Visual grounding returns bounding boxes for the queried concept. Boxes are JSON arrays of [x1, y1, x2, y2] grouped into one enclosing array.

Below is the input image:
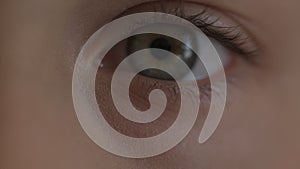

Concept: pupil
[[150, 38, 172, 60]]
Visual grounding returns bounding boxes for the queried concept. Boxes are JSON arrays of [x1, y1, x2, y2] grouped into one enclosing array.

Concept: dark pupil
[[150, 38, 172, 51], [150, 38, 172, 60]]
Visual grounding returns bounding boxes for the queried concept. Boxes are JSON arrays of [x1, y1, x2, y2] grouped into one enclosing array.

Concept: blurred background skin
[[0, 0, 300, 169]]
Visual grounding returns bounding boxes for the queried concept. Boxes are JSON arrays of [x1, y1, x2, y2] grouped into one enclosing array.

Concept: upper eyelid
[[185, 13, 258, 56], [116, 0, 259, 62], [151, 1, 259, 58], [175, 0, 255, 23], [185, 1, 263, 58]]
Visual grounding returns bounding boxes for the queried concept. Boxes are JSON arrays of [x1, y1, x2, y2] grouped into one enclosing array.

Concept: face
[[1, 0, 300, 168]]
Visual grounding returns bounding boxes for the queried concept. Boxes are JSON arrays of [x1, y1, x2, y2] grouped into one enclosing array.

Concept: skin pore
[[1, 0, 300, 169]]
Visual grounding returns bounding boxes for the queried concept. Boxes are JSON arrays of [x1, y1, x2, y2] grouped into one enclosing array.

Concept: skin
[[1, 0, 300, 168]]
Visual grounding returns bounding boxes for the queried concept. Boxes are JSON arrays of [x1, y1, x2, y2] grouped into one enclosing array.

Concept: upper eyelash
[[153, 0, 258, 63], [184, 12, 256, 56]]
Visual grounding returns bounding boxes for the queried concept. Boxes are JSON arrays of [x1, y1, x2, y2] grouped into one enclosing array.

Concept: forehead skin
[[1, 0, 300, 169]]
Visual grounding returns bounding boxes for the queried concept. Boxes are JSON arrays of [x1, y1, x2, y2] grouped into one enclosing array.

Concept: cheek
[[195, 61, 294, 168]]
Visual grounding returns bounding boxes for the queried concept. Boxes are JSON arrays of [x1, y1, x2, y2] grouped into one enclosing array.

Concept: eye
[[127, 33, 198, 81], [127, 33, 232, 81], [93, 1, 258, 138], [101, 1, 257, 82]]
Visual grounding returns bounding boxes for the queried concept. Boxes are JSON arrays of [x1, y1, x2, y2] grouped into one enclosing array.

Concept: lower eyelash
[[132, 73, 213, 102]]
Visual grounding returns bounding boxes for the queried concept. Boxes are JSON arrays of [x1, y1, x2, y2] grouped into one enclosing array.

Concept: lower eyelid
[[95, 65, 214, 137], [95, 69, 180, 138]]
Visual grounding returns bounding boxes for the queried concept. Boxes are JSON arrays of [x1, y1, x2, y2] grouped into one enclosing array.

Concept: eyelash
[[153, 1, 258, 63]]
